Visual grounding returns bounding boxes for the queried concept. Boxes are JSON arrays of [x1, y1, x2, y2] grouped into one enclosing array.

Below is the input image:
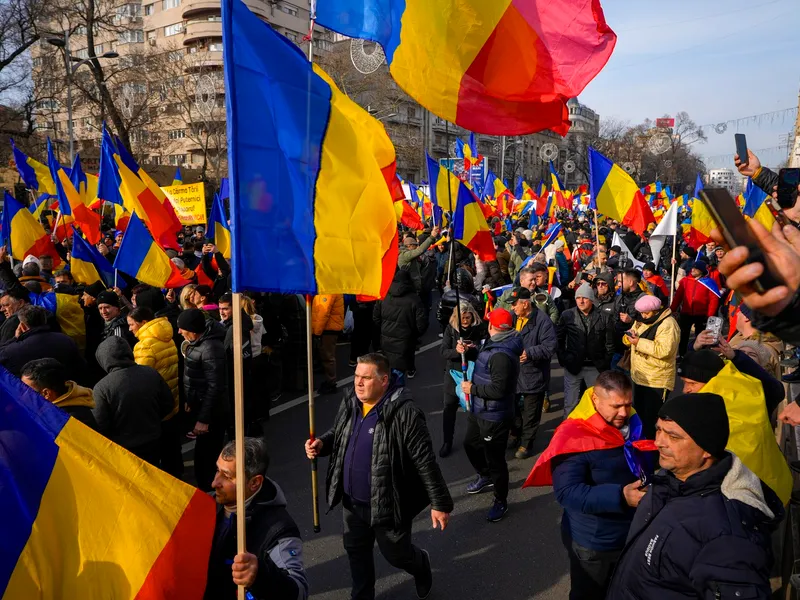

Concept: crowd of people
[[4, 149, 800, 599]]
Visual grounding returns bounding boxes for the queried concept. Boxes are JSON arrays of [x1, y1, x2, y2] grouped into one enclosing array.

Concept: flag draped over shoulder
[[222, 0, 398, 297], [2, 191, 62, 267], [315, 0, 616, 136], [524, 387, 656, 487], [588, 147, 655, 234], [0, 366, 215, 599]]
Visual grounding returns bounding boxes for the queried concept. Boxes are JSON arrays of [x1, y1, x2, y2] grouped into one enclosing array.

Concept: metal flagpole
[[594, 210, 603, 270], [231, 292, 247, 600]]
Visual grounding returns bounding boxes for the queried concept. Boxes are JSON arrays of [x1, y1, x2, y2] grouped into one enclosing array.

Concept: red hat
[[488, 308, 514, 331]]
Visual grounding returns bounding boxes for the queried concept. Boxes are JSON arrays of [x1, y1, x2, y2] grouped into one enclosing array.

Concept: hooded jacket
[[624, 308, 680, 390], [133, 317, 180, 418], [53, 381, 98, 430], [318, 380, 453, 529], [205, 479, 308, 600], [183, 319, 228, 425], [0, 324, 87, 382], [92, 336, 174, 450], [373, 271, 427, 371], [608, 454, 782, 600]]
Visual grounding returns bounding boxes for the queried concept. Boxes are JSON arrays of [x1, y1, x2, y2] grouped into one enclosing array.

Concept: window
[[74, 25, 87, 35], [208, 42, 223, 52], [37, 99, 59, 110], [147, 29, 156, 40], [406, 106, 415, 119], [116, 3, 142, 17], [118, 29, 144, 43], [32, 57, 42, 67], [94, 44, 103, 55], [167, 50, 184, 61], [313, 39, 331, 51], [168, 129, 185, 140], [168, 154, 186, 165], [144, 4, 154, 15], [284, 31, 297, 42], [74, 47, 89, 59], [162, 0, 180, 9], [279, 3, 298, 16], [206, 15, 221, 21], [164, 23, 183, 36]]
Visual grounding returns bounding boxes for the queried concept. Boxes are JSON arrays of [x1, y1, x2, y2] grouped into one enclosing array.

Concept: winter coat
[[92, 336, 174, 451], [133, 317, 180, 418], [471, 331, 523, 421], [624, 309, 680, 390], [318, 382, 453, 529], [670, 275, 720, 317], [52, 381, 98, 431], [751, 290, 800, 348], [0, 324, 87, 382], [481, 260, 507, 289], [311, 294, 344, 336], [102, 312, 137, 349], [507, 245, 531, 282], [496, 248, 511, 279], [183, 319, 228, 426], [557, 307, 615, 375], [752, 166, 779, 198], [516, 307, 558, 393], [250, 313, 265, 355], [373, 272, 427, 371], [608, 454, 782, 600], [205, 479, 308, 600], [440, 322, 488, 371], [552, 446, 638, 552], [555, 251, 571, 286], [614, 289, 646, 351], [398, 235, 436, 293]]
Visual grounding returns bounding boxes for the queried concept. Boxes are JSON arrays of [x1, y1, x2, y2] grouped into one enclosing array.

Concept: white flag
[[612, 231, 645, 270], [649, 202, 678, 269]]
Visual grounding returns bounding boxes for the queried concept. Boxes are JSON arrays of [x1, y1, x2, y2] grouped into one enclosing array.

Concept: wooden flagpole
[[305, 294, 321, 533], [231, 292, 247, 600], [669, 230, 678, 305]]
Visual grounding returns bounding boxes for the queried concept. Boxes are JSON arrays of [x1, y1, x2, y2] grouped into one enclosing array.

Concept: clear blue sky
[[579, 0, 800, 170]]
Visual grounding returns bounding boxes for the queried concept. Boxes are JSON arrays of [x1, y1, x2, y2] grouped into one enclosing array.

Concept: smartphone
[[706, 316, 723, 343], [777, 168, 800, 210], [734, 134, 748, 166], [624, 329, 635, 337], [698, 188, 784, 293]]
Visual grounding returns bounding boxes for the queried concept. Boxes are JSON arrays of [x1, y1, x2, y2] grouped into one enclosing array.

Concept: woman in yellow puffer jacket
[[127, 306, 180, 417]]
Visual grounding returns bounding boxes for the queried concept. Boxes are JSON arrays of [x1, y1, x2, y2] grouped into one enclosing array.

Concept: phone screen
[[735, 134, 748, 165], [778, 168, 800, 209]]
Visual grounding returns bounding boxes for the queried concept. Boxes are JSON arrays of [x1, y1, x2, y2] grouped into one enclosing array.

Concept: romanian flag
[[685, 175, 714, 249], [742, 177, 775, 231], [2, 191, 61, 267], [113, 212, 188, 288], [453, 181, 495, 261], [172, 166, 183, 186], [427, 153, 462, 213], [70, 225, 120, 288], [523, 387, 656, 487], [222, 0, 398, 298], [206, 192, 232, 259], [549, 161, 572, 209], [28, 195, 49, 221], [588, 147, 655, 234], [68, 154, 99, 208], [0, 366, 214, 598], [395, 194, 425, 231], [11, 140, 56, 198], [46, 140, 102, 244], [316, 0, 616, 136], [535, 180, 547, 199], [114, 203, 131, 232]]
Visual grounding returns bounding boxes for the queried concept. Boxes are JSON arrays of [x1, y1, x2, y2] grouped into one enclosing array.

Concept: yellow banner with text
[[161, 183, 207, 225]]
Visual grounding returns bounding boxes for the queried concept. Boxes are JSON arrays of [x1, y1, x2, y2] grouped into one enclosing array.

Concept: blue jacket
[[471, 331, 522, 422], [608, 453, 782, 600], [552, 446, 638, 552], [516, 307, 557, 394], [555, 251, 570, 286]]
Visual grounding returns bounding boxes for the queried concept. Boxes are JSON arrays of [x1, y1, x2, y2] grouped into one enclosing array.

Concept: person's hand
[[0, 246, 7, 263], [193, 421, 209, 436], [97, 243, 109, 256], [456, 340, 467, 354], [712, 336, 735, 360], [431, 510, 449, 531], [623, 481, 646, 508], [619, 312, 632, 324], [734, 150, 761, 178], [693, 329, 717, 350], [431, 226, 441, 238], [520, 350, 528, 363], [166, 288, 176, 303], [112, 286, 124, 297], [626, 330, 639, 345], [305, 438, 323, 459], [231, 552, 258, 588], [567, 280, 576, 289], [461, 381, 473, 395], [713, 220, 800, 317], [779, 402, 800, 426], [671, 257, 677, 266]]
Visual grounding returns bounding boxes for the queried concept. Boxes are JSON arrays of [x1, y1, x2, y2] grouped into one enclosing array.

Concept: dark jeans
[[562, 532, 621, 600], [342, 496, 426, 600], [442, 372, 460, 445], [464, 413, 510, 501], [678, 313, 708, 356], [194, 425, 225, 492], [515, 392, 545, 449], [633, 383, 666, 440], [159, 415, 184, 478]]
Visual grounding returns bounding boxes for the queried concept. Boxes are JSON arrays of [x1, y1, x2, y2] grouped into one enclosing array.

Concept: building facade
[[707, 168, 738, 195]]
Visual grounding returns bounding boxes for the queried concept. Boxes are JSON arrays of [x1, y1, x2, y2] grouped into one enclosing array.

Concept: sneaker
[[487, 498, 509, 522], [782, 371, 800, 384], [415, 550, 432, 599], [466, 475, 494, 495], [515, 446, 532, 460], [439, 442, 452, 458], [317, 381, 338, 395], [407, 370, 417, 379]]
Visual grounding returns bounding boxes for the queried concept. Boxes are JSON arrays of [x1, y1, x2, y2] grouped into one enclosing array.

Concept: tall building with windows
[[707, 168, 738, 195]]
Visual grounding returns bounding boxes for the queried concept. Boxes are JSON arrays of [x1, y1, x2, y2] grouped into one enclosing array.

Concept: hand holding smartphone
[[735, 134, 748, 167]]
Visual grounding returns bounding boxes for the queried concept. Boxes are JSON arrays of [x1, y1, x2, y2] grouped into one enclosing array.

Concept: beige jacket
[[625, 308, 680, 390]]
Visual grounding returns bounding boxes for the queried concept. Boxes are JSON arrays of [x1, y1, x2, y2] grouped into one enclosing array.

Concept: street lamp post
[[497, 137, 523, 183]]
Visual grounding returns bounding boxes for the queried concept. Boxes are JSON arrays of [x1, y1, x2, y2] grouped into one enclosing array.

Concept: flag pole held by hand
[[305, 294, 321, 533]]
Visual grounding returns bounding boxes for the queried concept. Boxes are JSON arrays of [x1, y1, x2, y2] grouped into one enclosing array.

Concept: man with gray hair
[[206, 437, 308, 600]]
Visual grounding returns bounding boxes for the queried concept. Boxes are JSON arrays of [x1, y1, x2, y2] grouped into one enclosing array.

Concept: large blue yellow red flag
[[11, 140, 56, 197], [113, 212, 188, 288], [46, 139, 102, 244], [426, 153, 462, 213], [97, 128, 124, 206], [69, 225, 123, 288], [2, 191, 62, 267], [0, 365, 214, 598], [685, 174, 714, 249], [222, 0, 398, 297], [205, 192, 231, 259], [588, 147, 655, 234], [453, 181, 495, 261], [316, 0, 616, 136], [742, 177, 775, 230]]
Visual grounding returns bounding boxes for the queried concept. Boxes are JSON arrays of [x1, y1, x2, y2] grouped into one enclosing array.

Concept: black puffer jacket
[[374, 271, 427, 371], [557, 306, 616, 375], [319, 381, 453, 529], [752, 166, 779, 198], [614, 289, 645, 352], [102, 312, 137, 349], [183, 319, 228, 425], [440, 321, 488, 370]]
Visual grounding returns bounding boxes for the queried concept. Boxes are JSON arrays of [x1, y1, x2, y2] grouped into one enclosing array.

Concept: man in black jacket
[[179, 308, 229, 491], [461, 308, 523, 522], [0, 288, 28, 343], [608, 393, 781, 599], [508, 287, 557, 459], [558, 283, 616, 416], [97, 289, 136, 349], [205, 438, 308, 600], [305, 353, 452, 600]]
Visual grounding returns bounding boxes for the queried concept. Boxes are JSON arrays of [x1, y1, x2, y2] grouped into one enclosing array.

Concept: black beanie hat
[[677, 350, 725, 384], [135, 287, 166, 314], [683, 246, 698, 259], [643, 261, 656, 273], [658, 392, 729, 459], [177, 308, 207, 334], [96, 290, 120, 308], [84, 281, 106, 298]]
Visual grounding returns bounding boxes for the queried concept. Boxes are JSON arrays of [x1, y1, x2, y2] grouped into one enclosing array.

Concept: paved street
[[259, 308, 572, 599]]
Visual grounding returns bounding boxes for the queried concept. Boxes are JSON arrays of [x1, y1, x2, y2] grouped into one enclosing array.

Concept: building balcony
[[183, 21, 222, 45], [185, 49, 223, 69], [182, 0, 220, 19]]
